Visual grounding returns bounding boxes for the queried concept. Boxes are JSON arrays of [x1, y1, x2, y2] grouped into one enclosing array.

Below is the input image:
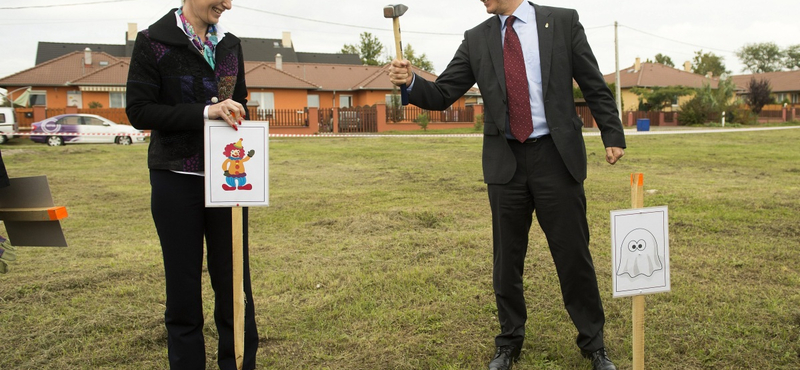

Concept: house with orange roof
[[603, 58, 720, 112]]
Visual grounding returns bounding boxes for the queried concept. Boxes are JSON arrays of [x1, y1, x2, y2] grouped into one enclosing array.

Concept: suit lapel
[[486, 17, 506, 96], [534, 4, 553, 98]]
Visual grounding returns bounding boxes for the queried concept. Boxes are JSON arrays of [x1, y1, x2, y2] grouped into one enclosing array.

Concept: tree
[[340, 32, 384, 66], [747, 78, 772, 114], [784, 44, 800, 70], [654, 53, 674, 67], [403, 44, 435, 73], [736, 42, 785, 73], [692, 50, 729, 77], [678, 77, 741, 126], [630, 86, 694, 111]]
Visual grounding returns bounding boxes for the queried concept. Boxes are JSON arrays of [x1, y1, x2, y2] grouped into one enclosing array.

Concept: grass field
[[1, 127, 799, 369]]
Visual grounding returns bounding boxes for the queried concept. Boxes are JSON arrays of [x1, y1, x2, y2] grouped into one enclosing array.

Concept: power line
[[619, 24, 736, 55], [0, 0, 133, 10], [236, 5, 463, 36]]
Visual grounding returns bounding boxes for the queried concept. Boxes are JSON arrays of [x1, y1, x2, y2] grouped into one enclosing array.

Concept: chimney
[[84, 47, 92, 66], [684, 61, 692, 72], [275, 53, 283, 70], [634, 57, 641, 72], [282, 32, 292, 48], [127, 23, 137, 41]]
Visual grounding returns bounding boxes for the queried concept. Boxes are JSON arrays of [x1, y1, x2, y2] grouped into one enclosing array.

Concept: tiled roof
[[0, 51, 122, 87], [264, 62, 438, 92], [70, 60, 130, 86], [1, 51, 443, 94], [244, 62, 319, 89], [604, 62, 719, 89], [36, 41, 130, 65], [729, 70, 800, 93], [296, 52, 361, 65]]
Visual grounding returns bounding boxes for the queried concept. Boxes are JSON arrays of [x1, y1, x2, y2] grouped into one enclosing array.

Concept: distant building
[[603, 58, 719, 112], [36, 24, 361, 66]]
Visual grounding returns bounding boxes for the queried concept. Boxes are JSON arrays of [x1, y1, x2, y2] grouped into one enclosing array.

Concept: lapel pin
[[545, 22, 549, 29]]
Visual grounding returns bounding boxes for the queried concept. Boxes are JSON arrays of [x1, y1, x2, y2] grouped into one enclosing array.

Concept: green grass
[[1, 127, 799, 369]]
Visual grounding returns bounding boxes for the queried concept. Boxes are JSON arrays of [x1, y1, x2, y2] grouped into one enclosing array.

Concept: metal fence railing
[[386, 105, 474, 124], [247, 108, 308, 127]]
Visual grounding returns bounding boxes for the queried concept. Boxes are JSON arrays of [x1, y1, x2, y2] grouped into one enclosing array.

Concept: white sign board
[[610, 206, 670, 298], [204, 120, 269, 207]]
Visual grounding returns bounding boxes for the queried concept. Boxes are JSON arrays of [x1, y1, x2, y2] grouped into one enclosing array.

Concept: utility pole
[[615, 21, 623, 122]]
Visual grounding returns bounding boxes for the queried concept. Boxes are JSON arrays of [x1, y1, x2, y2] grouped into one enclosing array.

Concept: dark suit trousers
[[488, 136, 605, 352], [150, 169, 259, 370]]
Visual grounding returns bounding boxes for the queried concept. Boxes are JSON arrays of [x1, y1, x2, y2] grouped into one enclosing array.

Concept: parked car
[[0, 107, 19, 144], [30, 114, 146, 146]]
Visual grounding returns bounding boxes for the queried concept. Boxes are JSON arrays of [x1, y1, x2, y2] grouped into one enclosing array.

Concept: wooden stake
[[232, 206, 245, 370], [630, 173, 645, 370]]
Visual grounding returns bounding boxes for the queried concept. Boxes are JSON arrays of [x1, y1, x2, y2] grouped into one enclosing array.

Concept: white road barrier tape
[[13, 132, 150, 137]]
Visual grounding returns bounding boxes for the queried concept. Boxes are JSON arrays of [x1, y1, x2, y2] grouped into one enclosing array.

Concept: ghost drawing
[[617, 228, 663, 278]]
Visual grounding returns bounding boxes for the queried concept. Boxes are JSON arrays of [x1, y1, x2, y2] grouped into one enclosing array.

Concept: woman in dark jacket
[[125, 1, 258, 369]]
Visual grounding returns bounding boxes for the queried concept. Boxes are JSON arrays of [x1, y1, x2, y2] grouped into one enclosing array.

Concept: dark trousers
[[488, 136, 605, 352], [150, 170, 258, 370]]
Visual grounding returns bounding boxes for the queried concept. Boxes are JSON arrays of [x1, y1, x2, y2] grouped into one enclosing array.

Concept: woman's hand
[[209, 99, 245, 130]]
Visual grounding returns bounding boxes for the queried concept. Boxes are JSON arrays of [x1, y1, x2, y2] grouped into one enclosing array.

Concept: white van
[[0, 107, 18, 144]]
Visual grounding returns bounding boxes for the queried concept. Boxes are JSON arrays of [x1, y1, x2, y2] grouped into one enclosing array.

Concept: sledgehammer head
[[383, 4, 408, 18]]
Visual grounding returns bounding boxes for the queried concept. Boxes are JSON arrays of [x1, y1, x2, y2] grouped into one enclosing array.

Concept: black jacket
[[126, 9, 248, 172], [408, 3, 625, 184]]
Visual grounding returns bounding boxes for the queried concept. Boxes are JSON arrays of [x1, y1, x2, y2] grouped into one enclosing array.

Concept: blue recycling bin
[[636, 118, 650, 131]]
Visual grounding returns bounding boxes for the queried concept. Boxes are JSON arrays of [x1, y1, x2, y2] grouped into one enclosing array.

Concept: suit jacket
[[126, 9, 248, 172], [408, 3, 625, 184]]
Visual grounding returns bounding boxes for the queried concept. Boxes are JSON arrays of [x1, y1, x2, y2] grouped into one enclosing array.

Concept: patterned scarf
[[177, 8, 219, 69]]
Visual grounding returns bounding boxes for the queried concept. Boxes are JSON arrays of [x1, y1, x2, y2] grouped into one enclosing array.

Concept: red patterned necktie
[[503, 16, 533, 143]]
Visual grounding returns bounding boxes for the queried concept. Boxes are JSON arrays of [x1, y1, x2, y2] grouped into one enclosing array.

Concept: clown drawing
[[617, 228, 663, 278], [221, 138, 255, 191]]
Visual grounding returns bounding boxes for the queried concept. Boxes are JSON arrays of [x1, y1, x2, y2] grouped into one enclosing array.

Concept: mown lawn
[[1, 127, 799, 369]]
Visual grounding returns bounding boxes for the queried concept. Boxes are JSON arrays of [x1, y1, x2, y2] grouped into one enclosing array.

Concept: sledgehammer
[[384, 4, 409, 105]]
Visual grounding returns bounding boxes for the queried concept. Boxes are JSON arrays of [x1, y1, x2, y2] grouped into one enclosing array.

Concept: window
[[250, 92, 275, 110], [57, 116, 81, 126], [339, 95, 353, 108], [83, 117, 106, 126], [109, 92, 126, 108], [385, 94, 401, 106], [307, 94, 320, 108], [0, 114, 5, 124], [30, 91, 46, 106]]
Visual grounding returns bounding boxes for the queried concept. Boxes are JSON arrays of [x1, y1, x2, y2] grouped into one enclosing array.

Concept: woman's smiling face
[[183, 0, 232, 28]]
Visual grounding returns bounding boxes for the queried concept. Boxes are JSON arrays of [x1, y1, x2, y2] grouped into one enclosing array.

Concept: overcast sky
[[1, 0, 798, 85]]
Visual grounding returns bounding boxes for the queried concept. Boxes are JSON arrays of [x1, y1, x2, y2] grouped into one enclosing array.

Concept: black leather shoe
[[487, 346, 520, 370], [581, 348, 617, 370]]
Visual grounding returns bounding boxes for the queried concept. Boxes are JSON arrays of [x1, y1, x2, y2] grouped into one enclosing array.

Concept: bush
[[417, 113, 429, 131], [88, 101, 103, 109], [678, 96, 712, 125], [474, 114, 484, 131]]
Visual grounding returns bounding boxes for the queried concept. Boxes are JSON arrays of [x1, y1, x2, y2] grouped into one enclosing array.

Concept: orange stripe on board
[[47, 206, 68, 220]]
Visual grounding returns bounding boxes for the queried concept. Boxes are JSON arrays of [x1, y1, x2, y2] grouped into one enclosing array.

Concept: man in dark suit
[[389, 1, 625, 369]]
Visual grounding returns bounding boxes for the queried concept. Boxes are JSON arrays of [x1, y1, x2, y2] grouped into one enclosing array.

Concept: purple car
[[30, 114, 146, 146]]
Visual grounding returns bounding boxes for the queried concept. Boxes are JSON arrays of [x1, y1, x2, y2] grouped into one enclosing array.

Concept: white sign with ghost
[[204, 120, 269, 207], [610, 206, 670, 297]]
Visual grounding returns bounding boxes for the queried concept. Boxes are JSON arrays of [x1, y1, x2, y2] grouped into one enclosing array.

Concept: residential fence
[[386, 105, 474, 125], [12, 104, 797, 133], [247, 108, 308, 127]]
